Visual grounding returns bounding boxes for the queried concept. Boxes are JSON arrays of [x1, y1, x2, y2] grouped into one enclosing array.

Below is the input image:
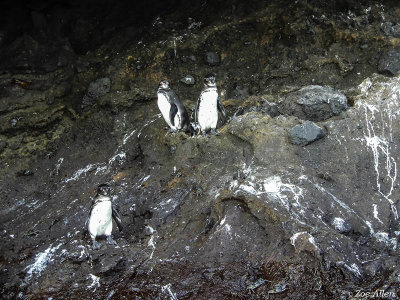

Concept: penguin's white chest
[[88, 200, 113, 238], [157, 93, 179, 130], [198, 90, 218, 130]]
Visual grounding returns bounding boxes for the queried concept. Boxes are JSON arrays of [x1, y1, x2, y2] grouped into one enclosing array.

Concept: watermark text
[[354, 289, 397, 298]]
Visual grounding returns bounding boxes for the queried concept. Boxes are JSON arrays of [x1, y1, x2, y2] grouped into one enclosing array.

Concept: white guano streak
[[358, 80, 398, 219], [62, 114, 161, 183], [25, 243, 63, 281], [161, 283, 178, 300], [238, 175, 306, 225]]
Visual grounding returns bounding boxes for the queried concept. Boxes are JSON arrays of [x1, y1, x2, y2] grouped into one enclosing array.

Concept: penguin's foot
[[210, 129, 220, 136], [106, 235, 117, 246], [201, 131, 210, 138], [168, 128, 178, 133], [92, 240, 101, 250]]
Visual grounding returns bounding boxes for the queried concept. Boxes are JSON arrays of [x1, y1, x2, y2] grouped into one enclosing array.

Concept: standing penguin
[[157, 80, 190, 133], [195, 74, 226, 136], [86, 184, 123, 250]]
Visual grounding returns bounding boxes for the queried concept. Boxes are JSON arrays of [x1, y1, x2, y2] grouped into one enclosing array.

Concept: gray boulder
[[289, 121, 325, 146], [279, 85, 348, 121], [381, 22, 400, 38]]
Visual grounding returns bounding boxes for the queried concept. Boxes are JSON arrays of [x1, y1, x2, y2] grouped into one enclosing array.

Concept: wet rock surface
[[1, 0, 400, 299]]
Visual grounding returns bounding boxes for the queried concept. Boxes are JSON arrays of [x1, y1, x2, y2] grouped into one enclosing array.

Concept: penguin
[[86, 184, 123, 250], [195, 74, 226, 136], [157, 80, 190, 133]]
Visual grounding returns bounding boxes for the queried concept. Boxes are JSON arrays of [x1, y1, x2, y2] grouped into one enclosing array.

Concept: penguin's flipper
[[195, 96, 201, 123], [112, 205, 123, 232], [217, 100, 226, 124], [84, 201, 95, 234], [169, 104, 178, 126]]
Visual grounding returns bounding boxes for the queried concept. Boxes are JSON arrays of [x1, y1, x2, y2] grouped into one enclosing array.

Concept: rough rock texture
[[81, 77, 112, 110], [1, 0, 400, 299], [87, 78, 111, 99]]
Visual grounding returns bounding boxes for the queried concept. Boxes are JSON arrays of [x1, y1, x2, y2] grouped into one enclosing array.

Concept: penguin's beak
[[206, 79, 215, 86]]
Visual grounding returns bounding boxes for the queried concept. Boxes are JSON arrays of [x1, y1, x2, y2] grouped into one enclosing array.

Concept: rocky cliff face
[[0, 0, 399, 299]]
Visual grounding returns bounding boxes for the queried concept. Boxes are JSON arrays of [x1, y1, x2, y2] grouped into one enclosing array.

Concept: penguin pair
[[157, 75, 226, 136], [86, 184, 123, 250]]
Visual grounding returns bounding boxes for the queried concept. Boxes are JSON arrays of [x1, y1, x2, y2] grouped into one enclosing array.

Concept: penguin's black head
[[97, 184, 111, 196], [159, 80, 170, 90], [204, 74, 216, 87]]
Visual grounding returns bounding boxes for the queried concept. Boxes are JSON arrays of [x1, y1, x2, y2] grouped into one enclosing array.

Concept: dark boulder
[[279, 85, 348, 121]]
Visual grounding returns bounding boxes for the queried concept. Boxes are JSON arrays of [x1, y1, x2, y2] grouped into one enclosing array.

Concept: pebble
[[180, 75, 195, 85], [10, 117, 20, 128]]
